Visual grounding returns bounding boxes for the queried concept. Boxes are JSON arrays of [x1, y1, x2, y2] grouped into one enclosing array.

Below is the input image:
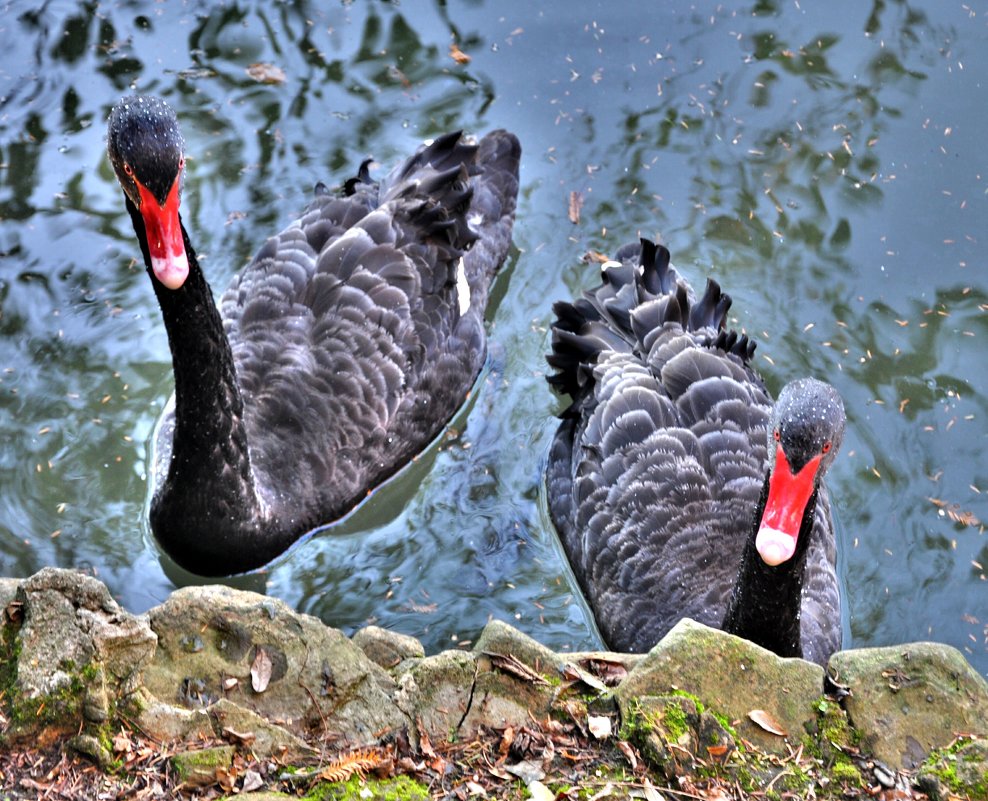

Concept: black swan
[[546, 239, 845, 665], [107, 95, 520, 576]]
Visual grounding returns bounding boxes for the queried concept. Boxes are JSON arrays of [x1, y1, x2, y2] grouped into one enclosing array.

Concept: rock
[[915, 737, 988, 801], [614, 619, 825, 753], [170, 744, 236, 787], [311, 776, 431, 801], [830, 643, 988, 770], [0, 578, 20, 608], [392, 640, 558, 746], [144, 585, 406, 744], [352, 625, 425, 668], [2, 568, 156, 738], [132, 692, 215, 743], [624, 695, 702, 779], [394, 649, 476, 744], [474, 619, 559, 673], [209, 698, 317, 762], [67, 733, 114, 768]]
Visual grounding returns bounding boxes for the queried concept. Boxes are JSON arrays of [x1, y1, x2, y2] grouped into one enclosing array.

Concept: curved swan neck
[[126, 199, 268, 563], [721, 474, 819, 659]]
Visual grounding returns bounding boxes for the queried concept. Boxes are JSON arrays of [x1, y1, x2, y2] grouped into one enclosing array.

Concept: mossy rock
[[304, 775, 430, 801], [830, 643, 988, 770], [916, 737, 988, 800], [352, 626, 425, 669], [171, 744, 236, 787], [145, 585, 406, 742], [622, 695, 702, 779], [0, 568, 155, 742], [615, 619, 824, 753]]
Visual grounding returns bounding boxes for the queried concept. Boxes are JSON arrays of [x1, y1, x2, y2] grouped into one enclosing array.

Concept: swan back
[[546, 239, 841, 663]]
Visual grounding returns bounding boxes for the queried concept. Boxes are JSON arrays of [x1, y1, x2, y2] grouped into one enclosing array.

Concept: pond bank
[[1, 568, 985, 799]]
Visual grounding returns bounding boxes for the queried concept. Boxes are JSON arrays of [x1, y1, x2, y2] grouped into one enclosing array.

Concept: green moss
[[662, 700, 690, 741], [830, 757, 863, 787], [171, 745, 236, 783], [304, 774, 430, 801], [921, 737, 988, 799]]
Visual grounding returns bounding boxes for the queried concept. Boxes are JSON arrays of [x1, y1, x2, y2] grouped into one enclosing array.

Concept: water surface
[[1, 0, 986, 674]]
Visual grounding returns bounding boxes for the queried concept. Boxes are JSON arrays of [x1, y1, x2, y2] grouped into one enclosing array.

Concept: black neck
[[721, 473, 819, 659], [126, 198, 267, 571]]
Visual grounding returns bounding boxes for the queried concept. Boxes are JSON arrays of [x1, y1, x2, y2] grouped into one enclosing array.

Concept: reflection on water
[[0, 0, 985, 673]]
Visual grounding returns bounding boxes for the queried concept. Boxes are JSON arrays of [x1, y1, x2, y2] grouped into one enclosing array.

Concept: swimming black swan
[[546, 239, 845, 665], [107, 95, 520, 576]]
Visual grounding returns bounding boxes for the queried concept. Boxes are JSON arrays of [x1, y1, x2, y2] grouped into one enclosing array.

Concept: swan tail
[[459, 130, 521, 313], [547, 238, 757, 407]]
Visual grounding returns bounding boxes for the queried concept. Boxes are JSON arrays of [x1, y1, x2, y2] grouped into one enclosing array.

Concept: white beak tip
[[755, 527, 796, 567]]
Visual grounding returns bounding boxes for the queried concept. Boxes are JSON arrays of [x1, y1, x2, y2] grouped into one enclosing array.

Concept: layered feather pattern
[[546, 239, 840, 664]]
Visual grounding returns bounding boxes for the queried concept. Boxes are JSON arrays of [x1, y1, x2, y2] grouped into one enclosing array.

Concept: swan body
[[108, 95, 521, 576], [546, 239, 845, 665]]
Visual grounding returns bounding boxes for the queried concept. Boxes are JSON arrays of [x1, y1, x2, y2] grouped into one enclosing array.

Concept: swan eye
[[178, 156, 185, 171], [123, 162, 134, 177], [822, 441, 832, 454], [773, 428, 781, 442]]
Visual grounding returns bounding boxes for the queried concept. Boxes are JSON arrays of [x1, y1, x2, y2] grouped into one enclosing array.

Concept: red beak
[[135, 175, 188, 290], [755, 445, 822, 566]]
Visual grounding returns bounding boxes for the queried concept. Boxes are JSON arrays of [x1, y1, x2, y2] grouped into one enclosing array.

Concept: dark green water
[[1, 0, 986, 674]]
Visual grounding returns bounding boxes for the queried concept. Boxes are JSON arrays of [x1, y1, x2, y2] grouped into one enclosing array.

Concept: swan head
[[755, 378, 846, 567], [108, 95, 189, 290]]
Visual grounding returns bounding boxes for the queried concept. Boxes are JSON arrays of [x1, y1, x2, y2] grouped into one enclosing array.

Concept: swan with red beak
[[107, 96, 189, 290], [756, 378, 845, 568]]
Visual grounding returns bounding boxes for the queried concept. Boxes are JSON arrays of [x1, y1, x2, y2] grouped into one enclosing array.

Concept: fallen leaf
[[707, 743, 730, 759], [222, 726, 256, 745], [465, 780, 487, 796], [242, 769, 264, 792], [568, 191, 584, 224], [418, 722, 436, 758], [449, 42, 471, 64], [527, 780, 555, 801], [222, 676, 239, 691], [111, 731, 133, 754], [587, 782, 616, 801], [250, 647, 273, 693], [505, 759, 545, 784], [560, 662, 607, 692], [246, 62, 286, 84], [587, 714, 612, 739], [748, 708, 787, 736], [616, 740, 637, 770], [578, 657, 628, 686], [484, 652, 551, 685], [641, 777, 664, 801]]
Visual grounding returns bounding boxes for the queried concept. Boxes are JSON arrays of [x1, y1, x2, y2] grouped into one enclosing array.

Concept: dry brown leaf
[[568, 191, 584, 224], [615, 739, 638, 770], [484, 651, 551, 685], [587, 714, 612, 739], [222, 726, 256, 745], [449, 42, 471, 64], [317, 748, 387, 783], [748, 708, 787, 736], [246, 62, 287, 84], [111, 731, 132, 754], [560, 661, 607, 692], [579, 657, 628, 687], [250, 647, 272, 693]]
